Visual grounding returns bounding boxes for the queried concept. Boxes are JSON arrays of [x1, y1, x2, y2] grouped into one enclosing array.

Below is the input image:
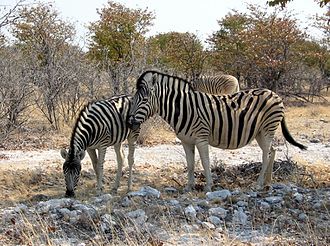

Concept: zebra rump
[[191, 74, 240, 95]]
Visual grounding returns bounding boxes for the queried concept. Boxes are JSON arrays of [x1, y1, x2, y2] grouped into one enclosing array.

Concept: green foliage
[[12, 3, 75, 66], [88, 1, 154, 67], [267, 0, 329, 8], [208, 5, 306, 91], [148, 32, 206, 79], [87, 1, 154, 93]]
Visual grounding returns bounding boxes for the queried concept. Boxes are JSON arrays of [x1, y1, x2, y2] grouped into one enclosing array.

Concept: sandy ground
[[0, 141, 329, 171]]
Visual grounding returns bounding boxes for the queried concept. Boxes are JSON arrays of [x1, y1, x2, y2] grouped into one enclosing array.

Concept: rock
[[208, 216, 222, 226], [206, 189, 231, 201], [36, 198, 77, 214], [298, 213, 308, 222], [126, 209, 147, 225], [310, 138, 320, 143], [264, 196, 283, 205], [168, 199, 180, 207], [293, 192, 304, 203], [128, 186, 161, 199], [72, 204, 98, 219], [164, 187, 178, 194], [233, 208, 248, 225], [208, 207, 227, 219], [312, 202, 322, 209], [121, 196, 132, 207], [259, 201, 271, 210], [100, 214, 116, 233], [247, 191, 258, 198], [236, 201, 248, 207], [93, 194, 112, 204], [272, 183, 291, 194], [201, 221, 215, 230], [13, 204, 28, 213], [184, 205, 197, 221]]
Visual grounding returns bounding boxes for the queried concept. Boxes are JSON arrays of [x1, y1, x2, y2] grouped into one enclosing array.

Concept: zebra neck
[[69, 131, 87, 158]]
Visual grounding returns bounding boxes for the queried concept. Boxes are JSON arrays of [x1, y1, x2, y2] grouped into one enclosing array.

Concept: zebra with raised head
[[128, 70, 307, 192], [61, 95, 139, 197], [191, 74, 240, 95]]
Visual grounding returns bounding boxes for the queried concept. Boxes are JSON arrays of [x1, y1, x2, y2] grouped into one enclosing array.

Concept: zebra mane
[[136, 70, 192, 90], [69, 101, 94, 154]]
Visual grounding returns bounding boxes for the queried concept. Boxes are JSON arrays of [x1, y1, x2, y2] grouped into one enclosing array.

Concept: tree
[[12, 3, 78, 130], [208, 4, 304, 92], [207, 11, 250, 81], [148, 32, 206, 79], [88, 1, 154, 94], [267, 0, 330, 8], [0, 46, 34, 141]]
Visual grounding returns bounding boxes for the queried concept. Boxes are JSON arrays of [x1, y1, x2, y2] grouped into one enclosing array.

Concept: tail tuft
[[281, 117, 307, 150]]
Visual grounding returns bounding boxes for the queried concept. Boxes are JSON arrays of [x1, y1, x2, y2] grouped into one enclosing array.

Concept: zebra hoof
[[65, 190, 75, 198]]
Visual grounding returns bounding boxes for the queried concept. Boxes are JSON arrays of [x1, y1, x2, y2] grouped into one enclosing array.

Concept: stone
[[121, 196, 132, 207], [208, 216, 222, 226], [100, 214, 116, 233], [164, 187, 178, 194], [233, 208, 248, 225], [264, 196, 283, 204], [298, 213, 308, 222], [201, 221, 215, 230], [184, 205, 197, 221], [293, 192, 304, 203], [168, 199, 180, 206], [128, 186, 161, 198], [13, 204, 29, 213], [206, 189, 231, 201], [259, 201, 271, 210], [93, 194, 112, 204], [126, 209, 147, 225], [236, 201, 248, 207], [208, 207, 227, 219]]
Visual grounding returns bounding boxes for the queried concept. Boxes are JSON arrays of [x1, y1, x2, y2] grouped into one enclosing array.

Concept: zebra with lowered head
[[191, 74, 240, 95], [128, 70, 307, 192], [61, 95, 139, 197]]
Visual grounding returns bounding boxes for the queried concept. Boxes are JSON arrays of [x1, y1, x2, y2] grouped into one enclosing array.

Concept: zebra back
[[69, 95, 132, 157], [191, 74, 239, 95]]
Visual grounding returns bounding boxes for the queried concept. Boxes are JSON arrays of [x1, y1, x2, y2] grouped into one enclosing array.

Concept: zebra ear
[[78, 150, 86, 160], [60, 148, 68, 160]]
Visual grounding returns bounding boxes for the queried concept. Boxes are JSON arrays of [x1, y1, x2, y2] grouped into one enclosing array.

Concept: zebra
[[191, 74, 240, 95], [61, 95, 139, 197], [128, 70, 307, 192]]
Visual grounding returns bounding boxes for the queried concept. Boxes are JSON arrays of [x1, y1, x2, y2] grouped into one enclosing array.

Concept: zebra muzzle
[[65, 189, 75, 197], [127, 115, 140, 130]]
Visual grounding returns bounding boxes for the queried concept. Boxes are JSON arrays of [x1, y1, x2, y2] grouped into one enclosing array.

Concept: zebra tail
[[281, 117, 307, 150]]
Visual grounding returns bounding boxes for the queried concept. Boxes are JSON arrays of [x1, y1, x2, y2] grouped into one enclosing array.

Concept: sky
[[1, 0, 327, 48]]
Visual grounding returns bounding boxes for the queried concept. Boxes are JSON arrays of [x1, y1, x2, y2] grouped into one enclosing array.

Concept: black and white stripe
[[191, 74, 240, 95], [128, 70, 306, 192], [61, 95, 139, 197]]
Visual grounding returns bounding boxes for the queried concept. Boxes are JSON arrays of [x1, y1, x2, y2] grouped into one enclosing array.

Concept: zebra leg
[[87, 148, 104, 193], [256, 133, 273, 189], [182, 141, 195, 192], [87, 148, 98, 173], [112, 143, 124, 194], [265, 146, 276, 187], [127, 133, 136, 192], [196, 140, 213, 192], [96, 147, 106, 194]]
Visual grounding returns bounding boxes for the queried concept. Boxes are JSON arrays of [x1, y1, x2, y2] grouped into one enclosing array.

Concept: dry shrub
[[137, 115, 176, 145], [194, 158, 330, 191]]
